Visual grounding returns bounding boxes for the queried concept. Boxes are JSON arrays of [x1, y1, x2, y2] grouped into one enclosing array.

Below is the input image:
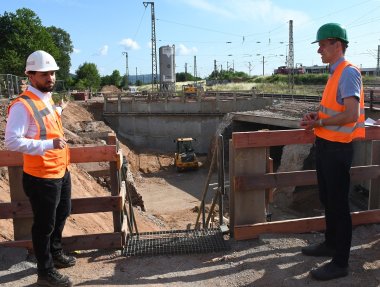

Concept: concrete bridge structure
[[99, 93, 380, 212], [102, 94, 275, 153]]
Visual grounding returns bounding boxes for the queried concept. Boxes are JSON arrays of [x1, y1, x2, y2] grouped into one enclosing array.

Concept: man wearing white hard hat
[[5, 50, 75, 287]]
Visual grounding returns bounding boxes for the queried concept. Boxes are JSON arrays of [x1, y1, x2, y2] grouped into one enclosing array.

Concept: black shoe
[[301, 242, 335, 257], [37, 268, 73, 286], [310, 261, 348, 281], [53, 252, 76, 268]]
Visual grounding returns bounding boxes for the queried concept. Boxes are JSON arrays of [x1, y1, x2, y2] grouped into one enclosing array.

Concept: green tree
[[207, 70, 250, 81], [176, 72, 195, 82], [75, 62, 101, 91], [101, 70, 122, 87], [0, 8, 60, 76], [101, 75, 112, 86], [46, 26, 73, 81], [109, 70, 122, 87]]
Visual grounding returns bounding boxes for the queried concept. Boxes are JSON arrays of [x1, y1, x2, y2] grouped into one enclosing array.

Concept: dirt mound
[[0, 100, 169, 243], [100, 85, 121, 93]]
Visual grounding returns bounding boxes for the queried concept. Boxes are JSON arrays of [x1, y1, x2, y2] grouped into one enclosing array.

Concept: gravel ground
[[0, 224, 379, 287]]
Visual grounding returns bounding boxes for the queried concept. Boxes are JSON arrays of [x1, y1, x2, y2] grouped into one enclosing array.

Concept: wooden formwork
[[0, 133, 126, 251], [230, 127, 380, 240]]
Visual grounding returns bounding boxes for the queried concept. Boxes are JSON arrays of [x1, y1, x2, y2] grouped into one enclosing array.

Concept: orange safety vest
[[314, 60, 365, 143], [8, 90, 70, 178]]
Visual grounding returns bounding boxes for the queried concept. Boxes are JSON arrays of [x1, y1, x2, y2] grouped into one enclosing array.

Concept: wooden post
[[370, 90, 374, 111], [369, 140, 380, 209], [229, 140, 235, 236], [107, 133, 122, 232], [103, 94, 107, 112], [117, 94, 122, 112], [232, 141, 267, 227], [265, 155, 274, 215], [8, 166, 33, 241]]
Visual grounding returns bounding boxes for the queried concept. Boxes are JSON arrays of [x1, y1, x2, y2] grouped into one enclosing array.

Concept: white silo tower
[[159, 45, 176, 93]]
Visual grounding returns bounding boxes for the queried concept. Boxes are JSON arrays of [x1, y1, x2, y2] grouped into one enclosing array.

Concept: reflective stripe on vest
[[315, 60, 365, 143], [20, 95, 48, 140]]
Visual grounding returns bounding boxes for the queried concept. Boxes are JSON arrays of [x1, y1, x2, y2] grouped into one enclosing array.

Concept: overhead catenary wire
[[132, 5, 148, 40]]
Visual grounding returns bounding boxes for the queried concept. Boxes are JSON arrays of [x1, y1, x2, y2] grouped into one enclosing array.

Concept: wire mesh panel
[[124, 228, 229, 256]]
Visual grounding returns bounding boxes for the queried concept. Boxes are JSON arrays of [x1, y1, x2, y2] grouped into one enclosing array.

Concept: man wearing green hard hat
[[300, 23, 365, 281]]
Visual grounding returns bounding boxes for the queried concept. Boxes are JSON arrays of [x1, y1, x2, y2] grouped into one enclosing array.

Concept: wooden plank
[[235, 165, 380, 191], [232, 129, 315, 149], [0, 152, 23, 167], [0, 145, 118, 167], [70, 145, 118, 163], [232, 127, 380, 149], [0, 196, 122, 219], [0, 200, 31, 219], [234, 209, 380, 240], [370, 141, 380, 209], [229, 140, 235, 237], [0, 232, 123, 251], [365, 126, 380, 141], [71, 196, 122, 214], [235, 216, 326, 240]]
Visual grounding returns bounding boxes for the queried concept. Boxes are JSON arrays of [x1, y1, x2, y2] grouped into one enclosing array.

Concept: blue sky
[[2, 0, 380, 77]]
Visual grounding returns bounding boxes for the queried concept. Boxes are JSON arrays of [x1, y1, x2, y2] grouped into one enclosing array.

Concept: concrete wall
[[113, 114, 221, 153], [103, 96, 272, 153]]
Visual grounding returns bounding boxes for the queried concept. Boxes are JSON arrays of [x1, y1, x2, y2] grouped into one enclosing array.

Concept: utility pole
[[377, 45, 380, 76], [248, 62, 252, 76], [262, 56, 265, 76], [214, 59, 217, 79], [194, 55, 197, 84], [143, 2, 158, 91], [122, 52, 129, 89], [288, 20, 294, 91], [135, 67, 138, 85], [185, 63, 188, 81]]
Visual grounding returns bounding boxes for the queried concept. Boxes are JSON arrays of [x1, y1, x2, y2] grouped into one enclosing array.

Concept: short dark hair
[[328, 38, 348, 54]]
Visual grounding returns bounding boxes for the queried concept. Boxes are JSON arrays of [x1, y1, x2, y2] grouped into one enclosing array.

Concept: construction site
[[0, 84, 379, 286], [1, 1, 380, 286]]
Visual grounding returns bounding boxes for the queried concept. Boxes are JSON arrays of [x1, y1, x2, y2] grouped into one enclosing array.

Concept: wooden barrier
[[231, 126, 380, 240], [0, 133, 126, 251]]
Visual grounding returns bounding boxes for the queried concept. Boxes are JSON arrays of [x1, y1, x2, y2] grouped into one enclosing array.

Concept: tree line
[[0, 8, 125, 92], [1, 8, 334, 93]]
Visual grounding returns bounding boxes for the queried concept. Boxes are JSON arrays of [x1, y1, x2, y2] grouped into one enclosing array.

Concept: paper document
[[365, 117, 378, 126]]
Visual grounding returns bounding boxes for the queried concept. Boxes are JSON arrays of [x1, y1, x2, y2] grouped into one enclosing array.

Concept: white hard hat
[[25, 50, 60, 74]]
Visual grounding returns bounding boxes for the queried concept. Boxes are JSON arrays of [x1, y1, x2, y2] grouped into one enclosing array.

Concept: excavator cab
[[174, 138, 199, 172]]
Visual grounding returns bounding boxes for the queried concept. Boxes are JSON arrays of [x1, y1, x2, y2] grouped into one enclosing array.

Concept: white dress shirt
[[5, 85, 62, 155]]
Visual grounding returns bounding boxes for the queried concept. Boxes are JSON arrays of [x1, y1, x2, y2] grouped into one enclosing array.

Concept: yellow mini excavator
[[174, 138, 199, 172]]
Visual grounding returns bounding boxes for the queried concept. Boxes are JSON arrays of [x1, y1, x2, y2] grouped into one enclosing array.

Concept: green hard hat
[[312, 23, 348, 44]]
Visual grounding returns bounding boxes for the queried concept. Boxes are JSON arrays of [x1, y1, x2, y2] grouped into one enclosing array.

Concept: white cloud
[[72, 48, 81, 54], [99, 45, 108, 56], [119, 38, 140, 50], [177, 44, 198, 56]]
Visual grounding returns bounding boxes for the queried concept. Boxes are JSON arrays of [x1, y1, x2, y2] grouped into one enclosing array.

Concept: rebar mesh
[[124, 228, 229, 256]]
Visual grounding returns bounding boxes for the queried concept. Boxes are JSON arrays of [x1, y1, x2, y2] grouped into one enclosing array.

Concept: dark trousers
[[23, 170, 71, 275], [315, 137, 353, 267]]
